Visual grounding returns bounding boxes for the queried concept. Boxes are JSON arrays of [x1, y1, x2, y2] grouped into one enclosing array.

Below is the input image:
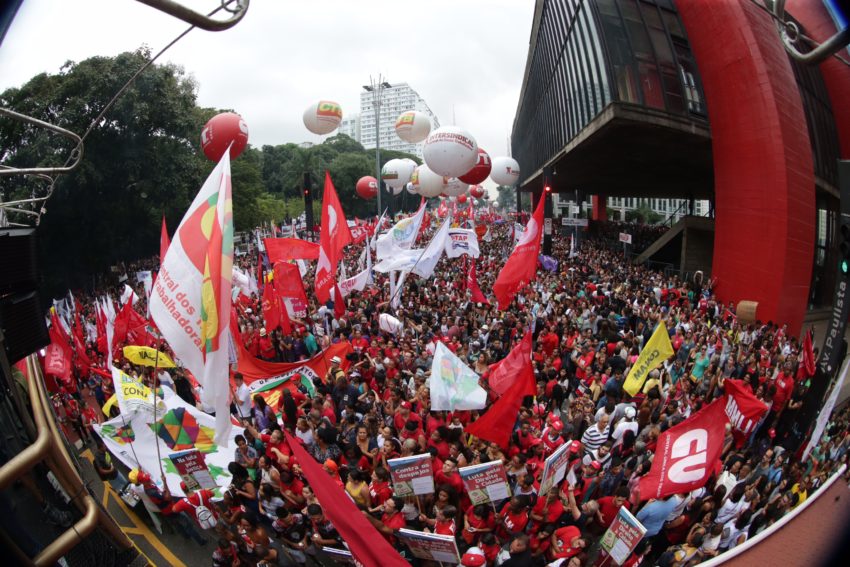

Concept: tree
[[626, 204, 663, 225], [496, 184, 516, 210], [0, 50, 212, 295]]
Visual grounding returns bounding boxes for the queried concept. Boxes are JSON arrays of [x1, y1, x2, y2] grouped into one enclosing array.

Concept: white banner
[[429, 342, 487, 411], [376, 201, 426, 259], [446, 229, 480, 258], [93, 386, 242, 498], [802, 357, 849, 460]]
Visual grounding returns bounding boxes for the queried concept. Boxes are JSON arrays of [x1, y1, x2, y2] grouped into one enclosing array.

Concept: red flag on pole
[[160, 215, 170, 263], [723, 379, 769, 447], [487, 332, 533, 396], [466, 261, 490, 305], [283, 432, 409, 567], [638, 397, 728, 500], [466, 348, 537, 449], [274, 262, 308, 311], [264, 238, 320, 262], [46, 311, 72, 382], [261, 283, 281, 332], [315, 172, 352, 304], [801, 328, 816, 378], [493, 194, 545, 310]]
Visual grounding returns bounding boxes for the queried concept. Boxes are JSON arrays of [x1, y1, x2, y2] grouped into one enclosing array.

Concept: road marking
[[82, 447, 185, 567]]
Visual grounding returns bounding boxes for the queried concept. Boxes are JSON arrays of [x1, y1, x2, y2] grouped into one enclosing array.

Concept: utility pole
[[363, 76, 392, 218]]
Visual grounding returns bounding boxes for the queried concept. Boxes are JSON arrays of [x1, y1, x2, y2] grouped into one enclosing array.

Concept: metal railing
[[0, 354, 133, 566]]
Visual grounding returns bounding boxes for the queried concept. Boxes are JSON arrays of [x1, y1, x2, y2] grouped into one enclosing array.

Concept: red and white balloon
[[441, 178, 468, 197], [356, 176, 378, 199], [458, 147, 492, 185], [201, 112, 249, 161], [469, 185, 486, 199]]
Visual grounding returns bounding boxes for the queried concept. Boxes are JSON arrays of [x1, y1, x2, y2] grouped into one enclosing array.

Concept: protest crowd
[[41, 194, 850, 567]]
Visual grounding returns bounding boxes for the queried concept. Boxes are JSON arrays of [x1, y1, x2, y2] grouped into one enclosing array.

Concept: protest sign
[[387, 454, 434, 496], [539, 442, 571, 494], [169, 449, 217, 491], [599, 507, 647, 565], [397, 529, 460, 564], [459, 461, 511, 505]]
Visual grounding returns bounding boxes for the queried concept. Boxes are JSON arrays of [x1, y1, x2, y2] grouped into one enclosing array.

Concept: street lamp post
[[363, 76, 392, 218]]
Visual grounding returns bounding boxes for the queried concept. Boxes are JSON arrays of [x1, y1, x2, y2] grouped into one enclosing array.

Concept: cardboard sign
[[599, 507, 647, 565], [387, 454, 434, 496], [459, 461, 511, 505], [619, 232, 632, 244], [169, 449, 216, 491], [397, 529, 461, 564]]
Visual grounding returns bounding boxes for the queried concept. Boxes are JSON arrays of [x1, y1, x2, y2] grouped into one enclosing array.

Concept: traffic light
[[544, 185, 552, 193], [303, 172, 314, 232]]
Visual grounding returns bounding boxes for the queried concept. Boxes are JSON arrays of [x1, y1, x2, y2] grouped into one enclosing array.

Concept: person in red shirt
[[596, 486, 631, 529], [497, 496, 530, 540], [393, 401, 422, 431], [529, 487, 564, 531], [277, 469, 305, 511], [434, 457, 464, 496], [370, 496, 406, 546], [258, 328, 275, 360], [461, 504, 496, 546], [171, 482, 218, 529], [549, 525, 587, 560], [529, 523, 555, 561], [369, 467, 394, 508], [421, 505, 457, 536]]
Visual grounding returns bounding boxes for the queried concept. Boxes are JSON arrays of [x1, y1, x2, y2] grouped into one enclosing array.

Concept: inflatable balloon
[[417, 164, 449, 198], [457, 194, 468, 204], [441, 178, 468, 197], [201, 112, 249, 161], [423, 126, 478, 178], [382, 158, 416, 189], [405, 181, 418, 195], [303, 100, 343, 135], [469, 185, 485, 199], [490, 156, 521, 186], [459, 148, 492, 185], [395, 111, 431, 143], [391, 184, 404, 196], [356, 176, 378, 199]]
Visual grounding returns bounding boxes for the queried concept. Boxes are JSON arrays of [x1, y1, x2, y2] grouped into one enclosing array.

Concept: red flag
[[466, 346, 536, 448], [466, 261, 490, 305], [46, 311, 72, 382], [262, 283, 281, 332], [487, 333, 533, 396], [723, 379, 769, 447], [111, 300, 135, 356], [801, 328, 816, 378], [257, 252, 265, 292], [493, 194, 545, 310], [95, 304, 107, 357], [264, 238, 320, 263], [160, 215, 170, 263], [638, 397, 728, 500], [274, 262, 308, 310], [315, 172, 352, 304], [283, 432, 409, 567], [333, 283, 346, 319]]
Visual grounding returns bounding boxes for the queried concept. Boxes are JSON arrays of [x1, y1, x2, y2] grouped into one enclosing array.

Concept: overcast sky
[[0, 0, 534, 167]]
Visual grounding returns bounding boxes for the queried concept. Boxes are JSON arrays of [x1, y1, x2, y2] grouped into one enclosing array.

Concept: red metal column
[[677, 0, 815, 334], [592, 195, 608, 221]]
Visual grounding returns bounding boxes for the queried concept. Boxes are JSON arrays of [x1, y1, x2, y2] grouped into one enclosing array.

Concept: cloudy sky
[[0, 0, 534, 164]]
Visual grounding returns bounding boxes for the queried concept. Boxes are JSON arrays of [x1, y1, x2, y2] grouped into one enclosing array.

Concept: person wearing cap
[[258, 328, 276, 361], [460, 547, 486, 567], [542, 419, 566, 455], [324, 355, 345, 385]]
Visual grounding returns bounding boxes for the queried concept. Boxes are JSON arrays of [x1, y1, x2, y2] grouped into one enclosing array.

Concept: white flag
[[339, 267, 370, 298], [376, 200, 425, 259], [445, 228, 480, 259], [429, 342, 487, 411], [412, 216, 450, 279], [121, 283, 139, 306], [149, 151, 234, 445]]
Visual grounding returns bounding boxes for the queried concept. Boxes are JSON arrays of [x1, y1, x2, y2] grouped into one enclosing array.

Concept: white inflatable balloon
[[441, 178, 468, 197], [405, 181, 418, 195], [410, 166, 422, 193], [381, 159, 407, 189], [303, 100, 343, 135], [417, 164, 449, 198], [391, 184, 404, 196], [490, 156, 521, 186], [423, 126, 478, 178], [395, 111, 432, 143]]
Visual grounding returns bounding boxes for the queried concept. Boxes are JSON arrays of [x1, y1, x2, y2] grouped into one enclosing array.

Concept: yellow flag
[[623, 323, 674, 397], [122, 346, 176, 368], [102, 394, 117, 416]]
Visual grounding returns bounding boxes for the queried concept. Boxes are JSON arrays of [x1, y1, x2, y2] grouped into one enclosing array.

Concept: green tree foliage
[[0, 52, 421, 296], [626, 204, 663, 225], [496, 184, 516, 210]]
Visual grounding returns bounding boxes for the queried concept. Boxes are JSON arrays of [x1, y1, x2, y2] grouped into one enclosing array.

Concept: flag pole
[[151, 339, 166, 480], [385, 213, 451, 312]]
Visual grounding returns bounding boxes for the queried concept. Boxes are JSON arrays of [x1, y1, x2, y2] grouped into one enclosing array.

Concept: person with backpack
[[171, 481, 219, 538]]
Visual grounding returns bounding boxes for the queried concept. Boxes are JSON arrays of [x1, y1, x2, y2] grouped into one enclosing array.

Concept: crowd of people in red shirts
[[54, 216, 850, 567]]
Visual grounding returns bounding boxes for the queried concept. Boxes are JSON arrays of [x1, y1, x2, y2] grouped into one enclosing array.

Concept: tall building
[[357, 83, 440, 158], [511, 0, 850, 333], [338, 114, 360, 142], [552, 194, 709, 223]]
